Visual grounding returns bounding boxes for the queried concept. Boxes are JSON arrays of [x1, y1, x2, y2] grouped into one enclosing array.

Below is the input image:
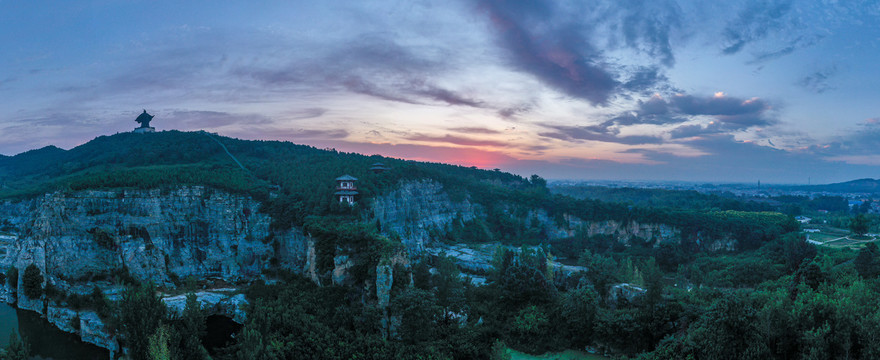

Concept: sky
[[2, 0, 880, 184]]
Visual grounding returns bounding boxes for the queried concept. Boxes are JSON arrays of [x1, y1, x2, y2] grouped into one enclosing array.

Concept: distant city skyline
[[2, 1, 880, 183]]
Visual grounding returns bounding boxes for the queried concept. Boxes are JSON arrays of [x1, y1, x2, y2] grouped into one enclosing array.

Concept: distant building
[[133, 110, 156, 133], [369, 162, 390, 174], [335, 175, 358, 204], [795, 216, 812, 224], [804, 229, 820, 233]]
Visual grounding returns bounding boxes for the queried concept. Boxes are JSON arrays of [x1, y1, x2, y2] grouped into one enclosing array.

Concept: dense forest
[[550, 184, 851, 215], [5, 131, 879, 359]]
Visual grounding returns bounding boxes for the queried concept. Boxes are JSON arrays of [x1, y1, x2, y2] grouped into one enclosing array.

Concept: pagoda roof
[[135, 110, 153, 122], [335, 190, 359, 196], [335, 175, 358, 181]]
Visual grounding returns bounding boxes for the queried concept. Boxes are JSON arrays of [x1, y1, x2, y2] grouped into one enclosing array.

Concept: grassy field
[[826, 238, 877, 249], [801, 223, 880, 249], [507, 348, 610, 360], [807, 232, 843, 243]]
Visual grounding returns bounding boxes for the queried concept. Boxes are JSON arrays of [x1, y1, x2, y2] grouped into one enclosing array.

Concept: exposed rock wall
[[0, 187, 309, 285], [0, 186, 312, 353], [371, 181, 682, 257], [371, 180, 477, 254], [574, 219, 679, 243]]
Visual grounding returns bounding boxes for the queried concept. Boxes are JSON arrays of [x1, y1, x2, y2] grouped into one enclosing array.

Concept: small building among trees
[[335, 175, 358, 204], [369, 162, 390, 174]]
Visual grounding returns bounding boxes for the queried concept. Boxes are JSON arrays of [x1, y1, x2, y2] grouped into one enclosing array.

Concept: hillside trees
[[118, 283, 167, 360], [850, 214, 870, 236]]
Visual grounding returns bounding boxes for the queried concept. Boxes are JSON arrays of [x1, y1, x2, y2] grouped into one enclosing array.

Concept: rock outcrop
[[0, 186, 311, 353], [0, 187, 309, 285], [371, 180, 477, 254], [162, 290, 249, 324], [370, 180, 681, 280], [0, 179, 739, 354]]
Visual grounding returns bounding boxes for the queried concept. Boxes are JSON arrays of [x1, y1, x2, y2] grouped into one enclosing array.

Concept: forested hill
[[795, 178, 880, 193], [0, 130, 526, 200], [0, 130, 797, 249], [0, 130, 545, 230]]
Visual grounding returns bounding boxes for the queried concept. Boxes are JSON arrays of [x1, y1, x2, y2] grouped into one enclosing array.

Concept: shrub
[[88, 227, 116, 250], [22, 264, 43, 299]]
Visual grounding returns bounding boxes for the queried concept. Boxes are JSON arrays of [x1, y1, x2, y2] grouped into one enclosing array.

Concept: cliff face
[[0, 179, 731, 353], [0, 186, 312, 354], [368, 180, 686, 283], [0, 187, 309, 286], [371, 180, 477, 254], [369, 180, 680, 248]]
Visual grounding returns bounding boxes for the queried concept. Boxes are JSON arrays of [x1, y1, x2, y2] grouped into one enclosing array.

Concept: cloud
[[670, 124, 712, 139], [637, 95, 669, 115], [805, 120, 880, 160], [476, 0, 619, 104], [342, 76, 421, 105], [601, 92, 778, 141], [498, 104, 532, 119], [608, 92, 773, 131], [307, 133, 880, 184], [225, 127, 349, 141], [286, 108, 328, 120], [167, 110, 274, 129], [670, 93, 769, 116], [538, 124, 662, 145], [448, 127, 502, 134], [231, 33, 489, 109], [0, 112, 120, 155], [291, 129, 349, 139], [411, 83, 485, 107], [721, 0, 794, 55], [622, 66, 668, 93], [602, 0, 683, 67], [797, 65, 837, 94], [302, 139, 520, 169], [404, 134, 509, 147]]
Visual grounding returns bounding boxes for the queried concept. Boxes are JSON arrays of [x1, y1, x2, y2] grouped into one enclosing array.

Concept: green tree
[[510, 305, 551, 350], [781, 233, 817, 272], [435, 255, 466, 313], [118, 282, 168, 360], [2, 330, 30, 360], [235, 328, 266, 360], [147, 325, 172, 360], [855, 242, 880, 278], [687, 292, 767, 359], [391, 288, 442, 345], [21, 264, 42, 299], [850, 214, 870, 236], [170, 293, 210, 360], [561, 286, 599, 347]]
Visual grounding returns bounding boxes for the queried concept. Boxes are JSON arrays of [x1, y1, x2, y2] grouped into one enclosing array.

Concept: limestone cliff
[[369, 180, 681, 252], [0, 186, 310, 354], [0, 186, 309, 286], [0, 179, 732, 354], [370, 180, 477, 254]]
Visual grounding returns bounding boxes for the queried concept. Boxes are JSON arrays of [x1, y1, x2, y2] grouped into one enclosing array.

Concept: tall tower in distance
[[133, 110, 156, 133]]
